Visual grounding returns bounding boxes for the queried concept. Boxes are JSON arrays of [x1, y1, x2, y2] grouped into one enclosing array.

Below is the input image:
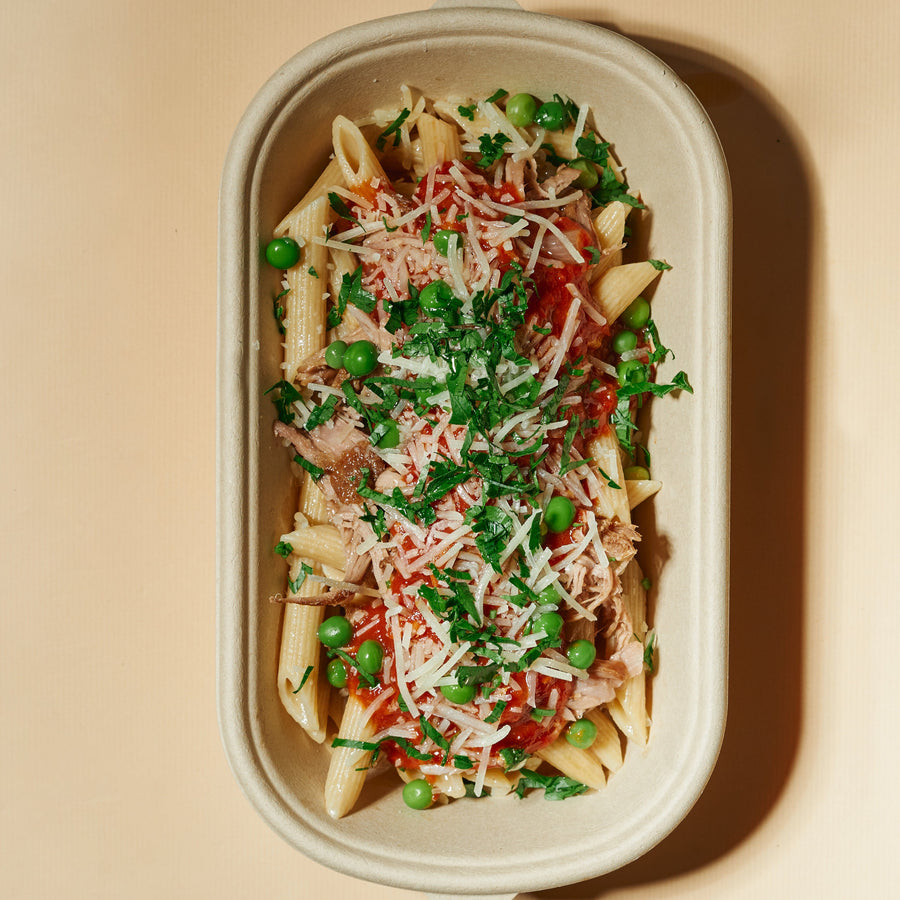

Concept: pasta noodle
[[264, 87, 690, 816]]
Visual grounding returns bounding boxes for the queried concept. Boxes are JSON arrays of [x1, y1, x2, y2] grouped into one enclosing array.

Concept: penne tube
[[586, 428, 631, 525], [275, 157, 346, 235], [625, 478, 662, 510], [620, 559, 648, 639], [332, 115, 388, 190], [278, 524, 347, 572], [592, 201, 628, 251], [277, 565, 327, 743], [536, 734, 606, 789], [278, 194, 331, 383], [591, 261, 662, 324], [590, 201, 628, 282], [432, 99, 494, 139], [481, 768, 515, 796], [324, 694, 376, 819], [584, 708, 624, 772], [613, 561, 650, 746], [417, 112, 464, 168]]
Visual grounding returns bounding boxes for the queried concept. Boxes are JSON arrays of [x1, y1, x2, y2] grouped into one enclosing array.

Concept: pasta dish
[[265, 88, 690, 817]]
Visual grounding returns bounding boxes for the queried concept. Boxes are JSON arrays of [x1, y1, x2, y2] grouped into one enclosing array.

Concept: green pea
[[433, 229, 463, 256], [265, 236, 301, 269], [318, 615, 352, 649], [536, 584, 561, 606], [567, 639, 597, 669], [440, 682, 476, 704], [419, 279, 454, 313], [375, 420, 400, 449], [356, 639, 384, 675], [505, 93, 537, 127], [621, 296, 651, 329], [402, 778, 433, 810], [324, 339, 348, 369], [532, 611, 564, 641], [623, 465, 650, 480], [534, 100, 567, 131], [568, 158, 598, 189], [343, 340, 378, 376], [326, 658, 348, 688], [612, 330, 638, 354], [544, 495, 576, 533], [565, 718, 598, 749], [617, 358, 645, 386]]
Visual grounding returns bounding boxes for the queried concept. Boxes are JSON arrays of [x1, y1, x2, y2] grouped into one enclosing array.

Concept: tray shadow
[[522, 22, 813, 899]]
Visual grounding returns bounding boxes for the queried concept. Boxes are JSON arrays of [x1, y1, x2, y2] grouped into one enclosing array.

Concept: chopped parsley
[[292, 665, 314, 693], [475, 132, 511, 169], [514, 769, 589, 801], [375, 108, 410, 150], [288, 561, 312, 593], [327, 191, 361, 228], [327, 265, 378, 328], [265, 380, 303, 425]]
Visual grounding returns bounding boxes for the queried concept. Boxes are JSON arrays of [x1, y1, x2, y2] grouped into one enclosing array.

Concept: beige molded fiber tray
[[216, 2, 731, 896]]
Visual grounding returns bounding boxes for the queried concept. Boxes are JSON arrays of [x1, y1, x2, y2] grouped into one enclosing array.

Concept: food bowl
[[217, 2, 730, 896]]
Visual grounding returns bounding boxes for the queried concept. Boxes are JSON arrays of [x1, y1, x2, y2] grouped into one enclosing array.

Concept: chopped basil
[[274, 541, 293, 558]]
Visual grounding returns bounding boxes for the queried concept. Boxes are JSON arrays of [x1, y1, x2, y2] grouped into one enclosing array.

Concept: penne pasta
[[536, 735, 607, 790], [626, 478, 662, 510], [324, 694, 376, 819], [332, 115, 388, 190], [584, 708, 625, 772], [277, 195, 331, 383], [417, 112, 464, 168], [275, 157, 346, 234], [586, 427, 631, 525], [277, 562, 328, 743], [591, 261, 662, 324], [611, 561, 650, 747]]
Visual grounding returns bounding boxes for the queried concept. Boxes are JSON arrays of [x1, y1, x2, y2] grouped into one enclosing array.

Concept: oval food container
[[217, 2, 731, 896]]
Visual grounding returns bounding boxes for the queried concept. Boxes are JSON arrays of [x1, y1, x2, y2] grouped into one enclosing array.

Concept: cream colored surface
[[1, 2, 897, 899]]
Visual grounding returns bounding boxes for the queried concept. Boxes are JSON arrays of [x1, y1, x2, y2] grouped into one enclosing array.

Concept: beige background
[[2, 0, 897, 897]]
